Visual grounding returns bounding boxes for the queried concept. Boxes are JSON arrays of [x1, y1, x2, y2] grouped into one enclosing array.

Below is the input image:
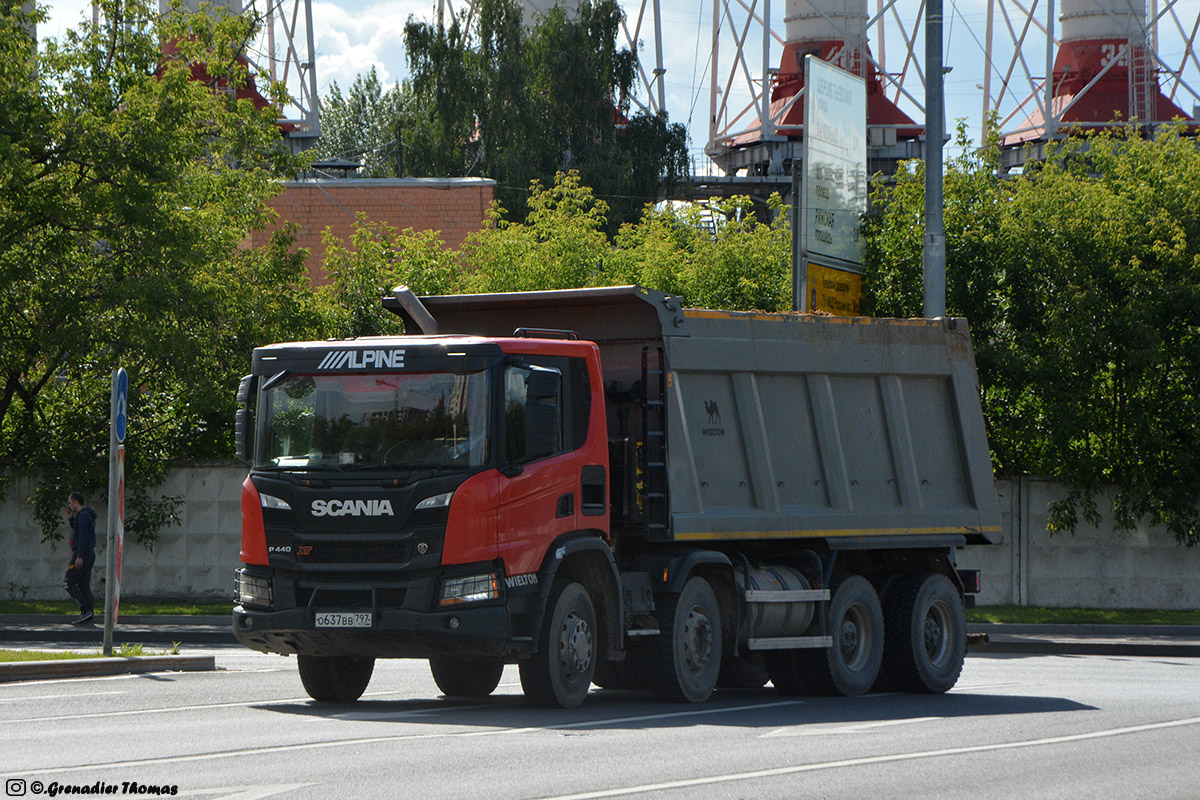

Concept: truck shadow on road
[[254, 686, 1095, 731]]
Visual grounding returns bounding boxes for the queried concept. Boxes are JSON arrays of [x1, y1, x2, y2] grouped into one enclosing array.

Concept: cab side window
[[503, 356, 590, 463]]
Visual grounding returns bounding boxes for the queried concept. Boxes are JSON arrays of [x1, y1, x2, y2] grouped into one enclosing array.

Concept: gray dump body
[[385, 285, 1001, 548]]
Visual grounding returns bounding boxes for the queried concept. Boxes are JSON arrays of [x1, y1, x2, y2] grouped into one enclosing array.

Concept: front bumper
[[233, 603, 523, 660]]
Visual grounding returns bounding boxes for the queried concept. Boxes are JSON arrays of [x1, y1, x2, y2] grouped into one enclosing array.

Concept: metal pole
[[102, 371, 119, 656], [923, 0, 946, 319], [1045, 0, 1056, 138], [792, 162, 802, 311], [983, 0, 995, 143], [652, 0, 666, 113]]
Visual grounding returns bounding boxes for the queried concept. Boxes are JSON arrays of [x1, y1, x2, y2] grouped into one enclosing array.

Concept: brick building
[[254, 177, 496, 285]]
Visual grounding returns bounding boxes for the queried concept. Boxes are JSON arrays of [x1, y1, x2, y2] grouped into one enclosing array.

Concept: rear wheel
[[430, 658, 504, 698], [520, 581, 596, 708], [778, 575, 883, 697], [648, 577, 722, 703], [297, 654, 375, 702], [883, 572, 966, 693]]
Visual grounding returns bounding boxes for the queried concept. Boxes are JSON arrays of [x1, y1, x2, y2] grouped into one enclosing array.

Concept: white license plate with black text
[[314, 612, 373, 628]]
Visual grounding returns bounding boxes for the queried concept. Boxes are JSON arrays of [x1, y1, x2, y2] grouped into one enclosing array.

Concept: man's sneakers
[[70, 611, 95, 625]]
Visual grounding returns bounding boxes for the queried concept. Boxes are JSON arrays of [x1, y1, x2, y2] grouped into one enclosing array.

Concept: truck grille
[[300, 541, 412, 564]]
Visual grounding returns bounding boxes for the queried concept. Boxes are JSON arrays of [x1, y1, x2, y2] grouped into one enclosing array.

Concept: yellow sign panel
[[807, 263, 863, 316]]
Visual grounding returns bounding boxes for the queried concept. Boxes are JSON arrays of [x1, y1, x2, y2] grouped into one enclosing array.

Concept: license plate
[[314, 612, 372, 628]]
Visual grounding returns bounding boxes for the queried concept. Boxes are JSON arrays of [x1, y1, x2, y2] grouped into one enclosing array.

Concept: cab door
[[495, 363, 580, 578]]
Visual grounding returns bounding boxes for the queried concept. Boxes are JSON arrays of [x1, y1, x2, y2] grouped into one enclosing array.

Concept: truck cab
[[234, 333, 619, 703]]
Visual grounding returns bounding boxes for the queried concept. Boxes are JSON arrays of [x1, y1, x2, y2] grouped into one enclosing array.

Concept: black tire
[[297, 654, 375, 702], [793, 574, 884, 696], [883, 572, 966, 694], [520, 581, 597, 708], [430, 658, 504, 698], [647, 577, 722, 703]]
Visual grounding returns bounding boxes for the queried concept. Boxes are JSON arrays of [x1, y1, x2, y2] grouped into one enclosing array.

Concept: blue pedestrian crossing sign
[[115, 368, 128, 444]]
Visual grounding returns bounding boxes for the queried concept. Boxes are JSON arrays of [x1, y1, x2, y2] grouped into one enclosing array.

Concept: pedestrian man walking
[[64, 492, 97, 625]]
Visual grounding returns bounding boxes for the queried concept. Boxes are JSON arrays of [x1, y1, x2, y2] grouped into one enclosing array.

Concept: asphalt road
[[2, 648, 1199, 799]]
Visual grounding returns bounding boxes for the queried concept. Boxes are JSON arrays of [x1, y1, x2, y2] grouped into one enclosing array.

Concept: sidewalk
[[3, 614, 1200, 657], [0, 614, 236, 647]]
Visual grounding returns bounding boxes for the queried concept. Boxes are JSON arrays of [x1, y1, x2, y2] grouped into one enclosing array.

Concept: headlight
[[416, 491, 454, 510], [236, 569, 273, 609], [438, 573, 499, 607], [260, 493, 292, 511]]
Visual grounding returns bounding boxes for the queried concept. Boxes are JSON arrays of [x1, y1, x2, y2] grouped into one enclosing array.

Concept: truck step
[[743, 589, 830, 603], [747, 635, 833, 651]]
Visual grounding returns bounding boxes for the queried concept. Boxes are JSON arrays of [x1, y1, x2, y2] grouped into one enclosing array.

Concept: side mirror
[[524, 367, 561, 460], [234, 375, 258, 464]]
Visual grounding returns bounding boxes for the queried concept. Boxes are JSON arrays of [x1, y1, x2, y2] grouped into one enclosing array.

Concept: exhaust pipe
[[391, 285, 439, 335]]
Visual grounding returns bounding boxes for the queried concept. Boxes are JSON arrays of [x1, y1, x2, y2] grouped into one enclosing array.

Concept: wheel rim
[[558, 611, 593, 679], [682, 604, 715, 676], [922, 600, 952, 666], [839, 604, 872, 671]]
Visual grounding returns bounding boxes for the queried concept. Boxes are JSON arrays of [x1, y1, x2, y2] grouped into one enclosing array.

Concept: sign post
[[102, 368, 127, 656]]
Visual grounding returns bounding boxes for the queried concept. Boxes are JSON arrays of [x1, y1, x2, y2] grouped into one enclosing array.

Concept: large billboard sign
[[801, 56, 867, 314]]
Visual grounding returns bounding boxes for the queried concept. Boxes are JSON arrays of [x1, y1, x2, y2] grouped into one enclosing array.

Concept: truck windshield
[[255, 371, 490, 472]]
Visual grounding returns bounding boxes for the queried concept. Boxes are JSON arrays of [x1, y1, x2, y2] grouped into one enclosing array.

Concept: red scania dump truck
[[233, 286, 1000, 708]]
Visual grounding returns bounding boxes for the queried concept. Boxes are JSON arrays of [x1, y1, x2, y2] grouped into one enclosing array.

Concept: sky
[[37, 0, 1200, 172]]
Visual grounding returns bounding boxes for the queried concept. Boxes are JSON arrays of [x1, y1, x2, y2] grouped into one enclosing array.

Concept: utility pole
[[924, 0, 946, 318]]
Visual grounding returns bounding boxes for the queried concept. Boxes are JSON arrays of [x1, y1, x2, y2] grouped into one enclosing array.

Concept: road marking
[[176, 784, 316, 799], [533, 716, 1200, 799], [0, 699, 805, 778], [761, 716, 942, 737], [0, 690, 126, 704], [2, 688, 416, 724]]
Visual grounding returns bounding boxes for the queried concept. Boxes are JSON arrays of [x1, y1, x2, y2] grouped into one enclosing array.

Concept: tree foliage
[[864, 122, 1200, 546], [316, 0, 689, 229], [313, 67, 405, 177], [0, 0, 315, 542], [314, 170, 793, 344]]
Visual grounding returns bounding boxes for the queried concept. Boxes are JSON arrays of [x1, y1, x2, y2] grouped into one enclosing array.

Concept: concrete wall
[[1, 463, 245, 602], [957, 478, 1200, 610], [3, 468, 1197, 608]]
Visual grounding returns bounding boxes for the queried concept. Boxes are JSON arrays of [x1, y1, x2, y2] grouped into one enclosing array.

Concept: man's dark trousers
[[65, 552, 95, 615]]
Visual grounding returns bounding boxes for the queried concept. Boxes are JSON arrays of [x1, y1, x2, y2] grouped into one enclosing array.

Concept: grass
[[0, 599, 230, 616], [968, 605, 1200, 626], [0, 642, 181, 662]]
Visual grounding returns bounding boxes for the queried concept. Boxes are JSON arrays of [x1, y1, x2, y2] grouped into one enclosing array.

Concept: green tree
[[313, 67, 406, 177], [378, 0, 688, 228], [0, 0, 310, 541], [863, 122, 1200, 546]]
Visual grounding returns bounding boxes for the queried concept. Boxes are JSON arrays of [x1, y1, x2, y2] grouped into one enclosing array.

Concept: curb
[[0, 654, 218, 683]]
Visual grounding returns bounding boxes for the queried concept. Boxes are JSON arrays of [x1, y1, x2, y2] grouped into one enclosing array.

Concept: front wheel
[[520, 581, 596, 708], [430, 658, 504, 698], [297, 654, 375, 702]]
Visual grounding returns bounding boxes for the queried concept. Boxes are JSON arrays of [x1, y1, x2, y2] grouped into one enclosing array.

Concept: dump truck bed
[[384, 285, 1001, 547]]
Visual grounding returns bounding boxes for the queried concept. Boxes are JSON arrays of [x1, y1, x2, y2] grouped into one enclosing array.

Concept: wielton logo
[[311, 499, 396, 517], [702, 399, 725, 437], [317, 349, 405, 371]]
